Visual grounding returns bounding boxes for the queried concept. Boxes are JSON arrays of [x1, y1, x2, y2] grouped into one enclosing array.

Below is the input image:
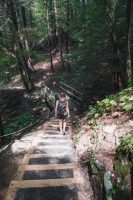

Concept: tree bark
[[0, 112, 4, 140], [104, 0, 128, 89], [47, 0, 54, 73], [0, 44, 15, 58], [48, 0, 57, 48], [54, 0, 65, 71], [66, 0, 71, 72], [126, 0, 133, 85], [2, 0, 34, 91], [21, 5, 35, 71]]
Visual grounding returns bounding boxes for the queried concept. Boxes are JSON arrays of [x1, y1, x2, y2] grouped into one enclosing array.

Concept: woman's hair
[[59, 92, 66, 98]]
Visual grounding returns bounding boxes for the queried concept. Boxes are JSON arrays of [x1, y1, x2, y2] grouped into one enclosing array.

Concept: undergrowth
[[86, 87, 133, 125], [4, 113, 35, 135], [0, 52, 15, 82]]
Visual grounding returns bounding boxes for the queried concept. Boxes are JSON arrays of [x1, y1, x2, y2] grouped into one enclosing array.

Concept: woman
[[55, 93, 70, 135]]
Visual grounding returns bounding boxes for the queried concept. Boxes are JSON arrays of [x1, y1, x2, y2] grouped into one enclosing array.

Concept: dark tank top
[[57, 98, 66, 114]]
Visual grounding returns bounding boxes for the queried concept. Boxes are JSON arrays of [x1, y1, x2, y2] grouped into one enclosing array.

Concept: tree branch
[[0, 44, 16, 58]]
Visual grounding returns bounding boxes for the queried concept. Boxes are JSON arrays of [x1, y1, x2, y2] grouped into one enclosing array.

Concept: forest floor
[[73, 113, 133, 171]]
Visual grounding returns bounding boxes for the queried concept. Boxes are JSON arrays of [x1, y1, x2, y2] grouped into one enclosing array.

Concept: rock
[[95, 160, 105, 171], [82, 125, 91, 131], [80, 150, 88, 160], [129, 120, 133, 127], [112, 112, 120, 118], [91, 161, 99, 175], [102, 125, 117, 134], [11, 140, 32, 153], [104, 171, 113, 195]]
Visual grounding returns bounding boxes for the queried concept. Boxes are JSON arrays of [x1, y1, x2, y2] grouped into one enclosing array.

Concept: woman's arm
[[66, 100, 70, 116], [55, 100, 59, 116]]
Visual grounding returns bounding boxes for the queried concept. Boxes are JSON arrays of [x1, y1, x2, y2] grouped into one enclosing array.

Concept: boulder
[[104, 171, 113, 200], [102, 125, 117, 134]]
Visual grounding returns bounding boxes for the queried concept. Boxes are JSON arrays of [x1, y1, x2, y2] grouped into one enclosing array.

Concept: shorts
[[57, 111, 68, 120]]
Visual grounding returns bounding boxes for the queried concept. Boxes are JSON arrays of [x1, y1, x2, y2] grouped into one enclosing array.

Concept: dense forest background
[[0, 0, 133, 92]]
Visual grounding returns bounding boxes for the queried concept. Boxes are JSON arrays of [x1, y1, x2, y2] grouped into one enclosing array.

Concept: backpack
[[58, 98, 68, 116], [58, 98, 66, 110]]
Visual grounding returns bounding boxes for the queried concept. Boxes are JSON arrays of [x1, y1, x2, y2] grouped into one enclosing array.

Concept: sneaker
[[63, 131, 66, 135], [60, 130, 63, 134]]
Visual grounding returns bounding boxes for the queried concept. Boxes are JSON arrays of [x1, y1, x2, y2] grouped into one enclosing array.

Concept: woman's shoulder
[[66, 95, 69, 101]]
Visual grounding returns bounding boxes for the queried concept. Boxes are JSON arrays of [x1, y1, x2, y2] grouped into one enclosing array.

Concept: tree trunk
[[54, 0, 65, 71], [66, 0, 71, 72], [126, 0, 133, 85], [58, 28, 65, 70], [48, 0, 57, 48], [47, 0, 54, 73], [21, 5, 35, 71], [0, 112, 4, 141], [2, 0, 34, 91], [104, 0, 128, 89], [48, 35, 54, 73]]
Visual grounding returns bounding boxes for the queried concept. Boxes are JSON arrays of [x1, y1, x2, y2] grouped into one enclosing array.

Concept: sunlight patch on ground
[[34, 61, 50, 69], [8, 74, 23, 88]]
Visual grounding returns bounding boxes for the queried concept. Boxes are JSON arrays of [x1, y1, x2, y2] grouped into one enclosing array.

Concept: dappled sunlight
[[34, 61, 50, 70], [8, 74, 23, 88]]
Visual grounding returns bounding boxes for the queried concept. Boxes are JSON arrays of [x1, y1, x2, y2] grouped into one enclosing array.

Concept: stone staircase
[[5, 119, 91, 200]]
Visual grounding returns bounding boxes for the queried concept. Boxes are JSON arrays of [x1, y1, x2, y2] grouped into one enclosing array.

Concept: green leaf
[[123, 104, 132, 112], [129, 96, 133, 101], [110, 100, 117, 106], [120, 95, 128, 102]]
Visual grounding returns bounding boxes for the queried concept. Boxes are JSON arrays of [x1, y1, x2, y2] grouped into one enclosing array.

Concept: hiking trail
[[5, 118, 93, 200]]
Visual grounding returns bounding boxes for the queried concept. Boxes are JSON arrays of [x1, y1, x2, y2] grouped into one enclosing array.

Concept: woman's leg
[[63, 119, 67, 134], [59, 119, 63, 133]]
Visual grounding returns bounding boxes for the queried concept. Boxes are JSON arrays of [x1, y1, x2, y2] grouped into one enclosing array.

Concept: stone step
[[44, 129, 72, 134], [43, 130, 67, 135], [24, 136, 72, 147], [23, 153, 75, 159], [35, 139, 73, 146], [32, 148, 73, 154], [38, 135, 70, 139], [28, 155, 75, 165], [9, 178, 83, 189], [31, 144, 74, 154], [49, 123, 71, 127], [13, 185, 78, 200], [23, 168, 74, 180], [33, 143, 73, 149], [21, 153, 76, 165], [6, 179, 81, 200], [18, 163, 76, 171]]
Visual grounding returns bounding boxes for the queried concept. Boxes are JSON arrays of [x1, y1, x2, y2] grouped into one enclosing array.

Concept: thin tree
[[104, 0, 125, 89], [47, 0, 54, 73], [54, 0, 65, 71], [20, 4, 35, 71], [1, 0, 34, 91], [126, 0, 133, 85], [0, 111, 4, 140], [65, 0, 71, 72]]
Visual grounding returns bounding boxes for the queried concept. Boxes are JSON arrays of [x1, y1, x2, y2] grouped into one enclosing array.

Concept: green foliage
[[113, 131, 133, 198], [114, 159, 131, 188], [87, 87, 133, 122], [4, 113, 34, 135], [118, 88, 133, 112], [117, 131, 133, 155], [31, 50, 47, 62], [0, 52, 15, 80]]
